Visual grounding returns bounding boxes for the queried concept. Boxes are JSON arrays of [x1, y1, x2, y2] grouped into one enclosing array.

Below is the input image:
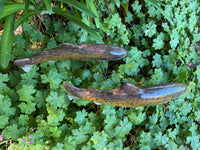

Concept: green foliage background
[[1, 0, 200, 149]]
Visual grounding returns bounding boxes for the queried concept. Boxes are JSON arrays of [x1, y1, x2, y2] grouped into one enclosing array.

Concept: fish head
[[80, 44, 127, 61]]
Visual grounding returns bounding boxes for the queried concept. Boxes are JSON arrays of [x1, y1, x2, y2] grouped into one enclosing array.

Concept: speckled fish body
[[63, 82, 187, 107], [14, 43, 126, 67]]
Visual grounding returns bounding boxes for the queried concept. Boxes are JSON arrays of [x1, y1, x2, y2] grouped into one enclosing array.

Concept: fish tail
[[63, 82, 103, 105], [14, 58, 35, 72], [14, 58, 33, 67], [63, 82, 83, 97]]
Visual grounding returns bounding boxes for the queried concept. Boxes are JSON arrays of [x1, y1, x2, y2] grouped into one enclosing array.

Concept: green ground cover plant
[[0, 0, 200, 149]]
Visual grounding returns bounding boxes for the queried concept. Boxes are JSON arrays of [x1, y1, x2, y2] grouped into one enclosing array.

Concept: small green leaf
[[91, 131, 108, 149], [104, 115, 119, 131], [2, 125, 25, 140], [0, 115, 9, 128], [0, 94, 16, 116], [74, 109, 88, 125], [152, 53, 162, 68], [41, 68, 63, 89], [30, 31, 43, 42], [46, 91, 65, 107], [128, 111, 146, 125], [17, 85, 36, 102], [19, 101, 36, 114], [115, 117, 132, 138]]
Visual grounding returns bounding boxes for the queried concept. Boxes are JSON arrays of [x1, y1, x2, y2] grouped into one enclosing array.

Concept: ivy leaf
[[125, 12, 133, 23], [149, 113, 158, 125], [19, 101, 36, 114], [150, 68, 167, 84], [54, 21, 65, 33], [0, 73, 9, 91], [100, 79, 116, 90], [63, 136, 77, 149], [17, 85, 36, 102], [163, 53, 177, 70], [0, 115, 9, 128], [9, 71, 21, 87], [74, 109, 88, 125], [102, 105, 116, 116], [47, 106, 65, 125], [46, 91, 65, 107], [22, 22, 33, 37], [15, 34, 26, 49], [73, 98, 90, 106], [107, 139, 123, 150], [47, 38, 58, 49], [139, 131, 154, 147], [52, 143, 64, 150], [152, 53, 162, 68], [143, 20, 157, 38], [132, 0, 142, 14], [154, 132, 169, 146], [72, 128, 89, 144], [104, 115, 119, 131], [30, 31, 43, 42], [153, 36, 164, 50], [115, 117, 132, 138], [73, 77, 82, 86], [35, 90, 46, 108], [178, 102, 192, 116], [21, 65, 39, 86], [56, 60, 71, 71], [170, 29, 179, 49], [91, 131, 108, 149], [119, 60, 139, 76], [174, 66, 189, 82], [128, 111, 146, 125], [49, 127, 62, 138], [80, 69, 92, 80], [18, 114, 29, 126], [0, 94, 16, 116], [57, 32, 76, 43], [2, 125, 25, 140], [41, 68, 63, 89], [186, 135, 200, 149]]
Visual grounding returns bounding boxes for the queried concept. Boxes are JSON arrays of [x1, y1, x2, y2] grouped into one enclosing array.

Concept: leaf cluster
[[0, 0, 200, 149]]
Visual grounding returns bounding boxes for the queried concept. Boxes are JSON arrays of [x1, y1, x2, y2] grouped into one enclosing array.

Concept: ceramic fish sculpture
[[63, 82, 187, 107], [14, 43, 126, 72]]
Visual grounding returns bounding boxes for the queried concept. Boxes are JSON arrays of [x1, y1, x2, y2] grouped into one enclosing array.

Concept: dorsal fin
[[120, 82, 141, 93], [61, 43, 81, 49]]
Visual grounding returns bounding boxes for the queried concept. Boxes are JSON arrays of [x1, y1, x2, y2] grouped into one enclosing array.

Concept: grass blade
[[0, 0, 5, 16], [0, 3, 34, 20], [56, 0, 96, 18], [0, 14, 15, 69], [52, 7, 102, 42], [44, 0, 52, 14], [14, 11, 37, 29], [86, 0, 101, 27]]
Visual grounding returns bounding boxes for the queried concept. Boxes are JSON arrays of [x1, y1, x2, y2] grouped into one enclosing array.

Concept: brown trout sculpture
[[14, 43, 126, 67], [63, 82, 187, 107], [14, 43, 187, 107]]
